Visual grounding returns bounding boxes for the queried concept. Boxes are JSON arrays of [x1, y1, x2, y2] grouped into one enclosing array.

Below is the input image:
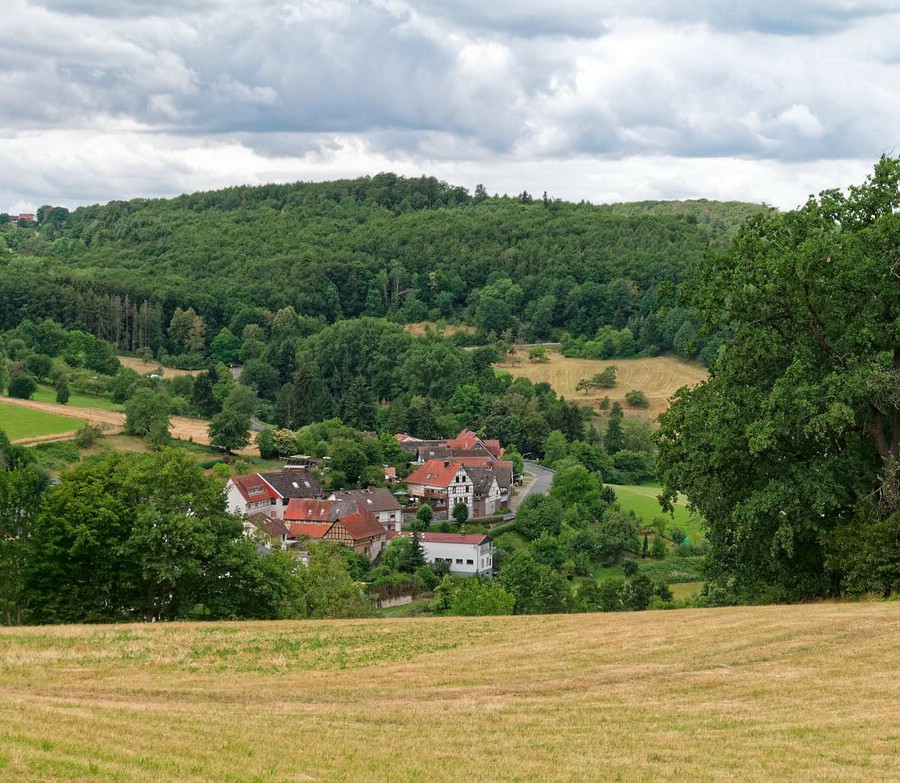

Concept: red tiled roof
[[231, 474, 279, 503], [404, 459, 464, 489], [334, 509, 387, 541], [284, 498, 339, 522], [287, 522, 332, 539], [384, 467, 397, 477], [482, 439, 505, 459]]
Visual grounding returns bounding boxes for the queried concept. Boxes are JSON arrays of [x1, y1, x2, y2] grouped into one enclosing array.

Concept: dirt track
[[4, 397, 257, 455]]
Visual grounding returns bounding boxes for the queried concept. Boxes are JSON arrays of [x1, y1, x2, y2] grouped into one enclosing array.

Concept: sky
[[2, 0, 898, 213]]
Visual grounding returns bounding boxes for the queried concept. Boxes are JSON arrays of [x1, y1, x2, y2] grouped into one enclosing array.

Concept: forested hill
[[0, 174, 770, 358]]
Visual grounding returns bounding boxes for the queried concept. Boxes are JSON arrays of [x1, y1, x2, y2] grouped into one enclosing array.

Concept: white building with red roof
[[225, 474, 280, 517], [391, 531, 493, 576], [404, 459, 474, 517]]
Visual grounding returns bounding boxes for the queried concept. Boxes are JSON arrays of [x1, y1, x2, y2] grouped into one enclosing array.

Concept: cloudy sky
[[2, 0, 898, 213]]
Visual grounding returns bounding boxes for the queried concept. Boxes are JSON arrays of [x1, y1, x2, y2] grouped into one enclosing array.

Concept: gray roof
[[259, 470, 323, 499], [463, 467, 499, 497], [329, 487, 403, 514]]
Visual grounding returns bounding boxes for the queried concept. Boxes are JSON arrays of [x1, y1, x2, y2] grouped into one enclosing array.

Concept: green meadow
[[0, 401, 82, 441]]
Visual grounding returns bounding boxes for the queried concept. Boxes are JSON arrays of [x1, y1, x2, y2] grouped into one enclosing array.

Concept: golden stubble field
[[496, 349, 708, 417], [1, 603, 897, 783]]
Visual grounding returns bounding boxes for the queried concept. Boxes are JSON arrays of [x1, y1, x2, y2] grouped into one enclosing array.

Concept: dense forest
[[0, 175, 768, 364]]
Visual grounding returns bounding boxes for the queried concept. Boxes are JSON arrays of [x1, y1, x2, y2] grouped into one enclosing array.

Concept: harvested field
[[0, 603, 897, 782], [117, 356, 202, 378], [1, 397, 257, 455], [496, 349, 708, 417]]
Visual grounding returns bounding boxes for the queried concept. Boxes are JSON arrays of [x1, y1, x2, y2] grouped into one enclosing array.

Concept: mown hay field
[[496, 349, 708, 417], [116, 356, 202, 378], [1, 603, 898, 782], [0, 401, 83, 442]]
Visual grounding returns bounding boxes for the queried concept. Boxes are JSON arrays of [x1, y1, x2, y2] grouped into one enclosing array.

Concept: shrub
[[622, 559, 639, 577], [74, 423, 102, 448], [624, 389, 650, 408], [9, 374, 37, 399]]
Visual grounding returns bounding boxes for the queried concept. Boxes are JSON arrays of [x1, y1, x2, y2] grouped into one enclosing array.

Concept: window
[[455, 558, 463, 564], [466, 559, 473, 565]]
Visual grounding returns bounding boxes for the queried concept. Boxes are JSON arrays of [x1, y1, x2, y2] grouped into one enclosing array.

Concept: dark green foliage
[[0, 430, 49, 625], [8, 374, 37, 399], [658, 156, 900, 601], [515, 493, 564, 540], [452, 501, 469, 526], [0, 176, 766, 365], [624, 389, 649, 408], [603, 402, 625, 455], [592, 366, 618, 388], [73, 424, 102, 448], [381, 535, 426, 574], [54, 379, 70, 405], [124, 388, 171, 446], [24, 449, 312, 622], [208, 406, 251, 453], [433, 575, 515, 616], [622, 559, 639, 577], [499, 551, 569, 614]]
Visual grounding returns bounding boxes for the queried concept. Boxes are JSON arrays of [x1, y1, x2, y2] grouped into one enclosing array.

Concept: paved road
[[508, 461, 554, 513]]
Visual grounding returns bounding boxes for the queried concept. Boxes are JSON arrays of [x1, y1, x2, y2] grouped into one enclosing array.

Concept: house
[[453, 458, 514, 504], [225, 470, 324, 519], [283, 497, 390, 560], [392, 531, 493, 577], [383, 466, 398, 484], [404, 459, 474, 517], [325, 508, 388, 560], [328, 487, 404, 531], [257, 470, 323, 515], [17, 213, 36, 223], [465, 468, 503, 518], [245, 513, 296, 550], [226, 474, 280, 517], [282, 498, 347, 540], [397, 429, 505, 464]]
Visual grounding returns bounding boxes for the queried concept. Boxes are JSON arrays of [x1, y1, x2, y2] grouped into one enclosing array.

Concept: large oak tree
[[657, 157, 900, 600]]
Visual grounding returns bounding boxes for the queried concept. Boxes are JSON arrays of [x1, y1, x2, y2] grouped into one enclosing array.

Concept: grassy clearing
[[670, 581, 704, 601], [404, 321, 475, 337], [32, 385, 123, 412], [117, 355, 202, 377], [0, 603, 898, 782], [0, 401, 82, 441], [496, 349, 707, 417], [613, 483, 706, 542]]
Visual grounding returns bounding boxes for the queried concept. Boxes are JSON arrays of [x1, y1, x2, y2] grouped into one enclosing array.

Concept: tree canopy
[[657, 156, 900, 600]]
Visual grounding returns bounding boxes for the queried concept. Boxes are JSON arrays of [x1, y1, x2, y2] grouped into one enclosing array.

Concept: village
[[225, 429, 518, 580]]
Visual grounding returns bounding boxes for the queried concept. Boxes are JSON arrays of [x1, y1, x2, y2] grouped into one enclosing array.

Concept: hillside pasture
[[0, 603, 897, 782], [496, 349, 707, 417], [0, 401, 83, 442], [613, 483, 705, 542], [32, 384, 123, 412], [0, 397, 258, 455]]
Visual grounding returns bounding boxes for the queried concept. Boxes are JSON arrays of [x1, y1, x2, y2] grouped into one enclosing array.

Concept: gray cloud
[[1, 0, 898, 212]]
